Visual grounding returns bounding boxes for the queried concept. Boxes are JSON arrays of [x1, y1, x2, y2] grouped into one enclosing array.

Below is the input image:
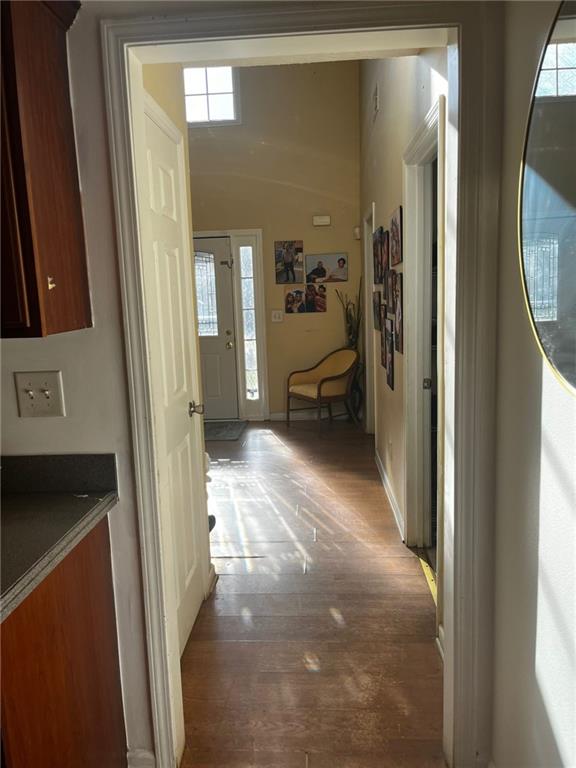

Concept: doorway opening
[[102, 6, 503, 767]]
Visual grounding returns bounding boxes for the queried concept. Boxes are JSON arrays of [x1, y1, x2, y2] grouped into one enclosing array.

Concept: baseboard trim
[[436, 623, 446, 661], [127, 749, 156, 768], [206, 563, 218, 597], [375, 449, 405, 540]]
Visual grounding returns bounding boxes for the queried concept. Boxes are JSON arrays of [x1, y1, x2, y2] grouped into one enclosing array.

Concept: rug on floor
[[204, 420, 248, 441]]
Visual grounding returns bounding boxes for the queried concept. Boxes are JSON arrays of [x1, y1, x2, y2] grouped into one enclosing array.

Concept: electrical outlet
[[14, 371, 66, 418]]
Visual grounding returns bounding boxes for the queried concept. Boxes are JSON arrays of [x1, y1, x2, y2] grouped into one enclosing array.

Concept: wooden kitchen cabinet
[[1, 1, 92, 337], [1, 518, 126, 768]]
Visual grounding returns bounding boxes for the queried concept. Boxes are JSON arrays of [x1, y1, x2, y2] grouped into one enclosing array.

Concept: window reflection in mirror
[[521, 3, 576, 390]]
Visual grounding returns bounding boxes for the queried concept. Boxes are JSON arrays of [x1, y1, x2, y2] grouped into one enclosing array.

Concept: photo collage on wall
[[372, 206, 403, 389], [277, 240, 349, 314]]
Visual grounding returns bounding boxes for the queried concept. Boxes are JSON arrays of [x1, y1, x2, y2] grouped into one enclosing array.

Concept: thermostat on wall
[[312, 215, 331, 227]]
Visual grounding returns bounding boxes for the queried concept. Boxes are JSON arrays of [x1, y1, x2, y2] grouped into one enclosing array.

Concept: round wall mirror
[[520, 2, 576, 390]]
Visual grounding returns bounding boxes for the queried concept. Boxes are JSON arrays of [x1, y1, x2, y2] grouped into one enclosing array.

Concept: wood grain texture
[[181, 423, 443, 766], [1, 1, 91, 337], [1, 518, 126, 768]]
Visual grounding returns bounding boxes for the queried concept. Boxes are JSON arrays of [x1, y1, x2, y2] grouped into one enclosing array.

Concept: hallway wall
[[180, 61, 361, 416], [359, 51, 447, 529], [492, 3, 576, 766]]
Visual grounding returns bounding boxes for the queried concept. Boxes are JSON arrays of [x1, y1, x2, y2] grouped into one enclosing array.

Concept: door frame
[[403, 96, 446, 643], [194, 229, 269, 422], [403, 97, 444, 549], [362, 203, 376, 435], [102, 5, 503, 767]]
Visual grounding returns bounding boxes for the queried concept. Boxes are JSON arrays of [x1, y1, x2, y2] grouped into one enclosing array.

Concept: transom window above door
[[183, 66, 239, 125]]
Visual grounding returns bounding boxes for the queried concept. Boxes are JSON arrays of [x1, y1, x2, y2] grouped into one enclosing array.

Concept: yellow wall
[[360, 51, 447, 521], [185, 62, 361, 415]]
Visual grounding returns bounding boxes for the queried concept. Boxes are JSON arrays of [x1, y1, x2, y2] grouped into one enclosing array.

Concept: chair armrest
[[288, 366, 321, 386]]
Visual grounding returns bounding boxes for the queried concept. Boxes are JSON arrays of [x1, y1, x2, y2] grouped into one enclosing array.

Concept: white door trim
[[194, 229, 269, 421], [362, 203, 376, 435], [101, 5, 502, 766]]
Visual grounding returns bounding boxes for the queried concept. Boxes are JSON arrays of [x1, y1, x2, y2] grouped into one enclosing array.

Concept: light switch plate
[[14, 371, 66, 418], [271, 310, 284, 323]]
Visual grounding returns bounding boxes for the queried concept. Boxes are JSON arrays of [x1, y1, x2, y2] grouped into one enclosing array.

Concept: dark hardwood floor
[[181, 422, 443, 767]]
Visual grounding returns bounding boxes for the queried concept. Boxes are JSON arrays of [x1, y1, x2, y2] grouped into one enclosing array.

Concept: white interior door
[[138, 94, 210, 657], [193, 236, 239, 420]]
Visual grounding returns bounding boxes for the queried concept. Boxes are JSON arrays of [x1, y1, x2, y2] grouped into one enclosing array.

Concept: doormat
[[204, 421, 248, 441]]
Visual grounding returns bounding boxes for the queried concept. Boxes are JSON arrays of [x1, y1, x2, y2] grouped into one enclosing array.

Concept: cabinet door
[[8, 1, 91, 335], [1, 519, 126, 768]]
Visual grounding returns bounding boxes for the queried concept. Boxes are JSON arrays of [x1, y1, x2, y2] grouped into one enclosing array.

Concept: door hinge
[[423, 378, 432, 390]]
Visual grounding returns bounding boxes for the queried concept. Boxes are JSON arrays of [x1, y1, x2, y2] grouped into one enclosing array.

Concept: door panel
[[140, 97, 209, 655], [194, 237, 239, 420]]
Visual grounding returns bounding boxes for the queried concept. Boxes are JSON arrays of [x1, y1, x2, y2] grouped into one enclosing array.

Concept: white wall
[[492, 3, 576, 766], [0, 3, 155, 756], [360, 50, 447, 529]]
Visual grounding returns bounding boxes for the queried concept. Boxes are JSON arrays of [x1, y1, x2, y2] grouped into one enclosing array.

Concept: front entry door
[[193, 236, 239, 420], [138, 94, 210, 661]]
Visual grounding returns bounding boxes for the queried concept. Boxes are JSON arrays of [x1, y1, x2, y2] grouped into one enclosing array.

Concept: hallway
[[181, 423, 443, 767]]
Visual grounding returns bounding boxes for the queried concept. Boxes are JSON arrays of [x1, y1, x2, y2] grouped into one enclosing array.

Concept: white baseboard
[[375, 449, 405, 540], [127, 749, 156, 768], [436, 623, 446, 661], [270, 405, 348, 422]]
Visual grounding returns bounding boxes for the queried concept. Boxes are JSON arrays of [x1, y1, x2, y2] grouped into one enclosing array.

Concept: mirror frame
[[518, 0, 576, 395]]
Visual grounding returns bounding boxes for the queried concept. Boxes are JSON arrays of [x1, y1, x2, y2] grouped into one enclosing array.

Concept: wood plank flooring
[[181, 423, 443, 768]]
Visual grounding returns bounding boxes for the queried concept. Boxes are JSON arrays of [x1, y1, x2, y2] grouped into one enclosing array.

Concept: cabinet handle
[[47, 276, 56, 291]]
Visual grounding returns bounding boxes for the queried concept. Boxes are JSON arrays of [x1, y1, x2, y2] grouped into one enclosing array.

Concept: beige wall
[[182, 62, 361, 415], [492, 3, 576, 766], [360, 50, 447, 523]]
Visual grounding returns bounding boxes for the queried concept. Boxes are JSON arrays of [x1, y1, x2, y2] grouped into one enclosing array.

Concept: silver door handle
[[226, 341, 234, 349], [188, 400, 205, 416]]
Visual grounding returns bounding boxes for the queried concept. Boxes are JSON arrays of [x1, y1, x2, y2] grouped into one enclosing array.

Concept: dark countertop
[[1, 492, 118, 621]]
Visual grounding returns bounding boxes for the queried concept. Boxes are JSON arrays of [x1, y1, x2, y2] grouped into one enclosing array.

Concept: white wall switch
[[14, 371, 66, 418], [271, 310, 284, 323], [312, 214, 331, 227]]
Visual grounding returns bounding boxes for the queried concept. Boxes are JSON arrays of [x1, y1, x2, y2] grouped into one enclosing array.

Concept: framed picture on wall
[[386, 270, 396, 314], [305, 253, 348, 283], [284, 287, 306, 313], [380, 304, 387, 366], [380, 229, 390, 275], [305, 283, 327, 312], [390, 206, 403, 266], [394, 272, 403, 353], [373, 291, 382, 330], [275, 240, 304, 284], [385, 318, 395, 389], [373, 227, 383, 284]]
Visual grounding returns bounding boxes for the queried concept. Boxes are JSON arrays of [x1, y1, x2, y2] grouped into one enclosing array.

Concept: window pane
[[242, 278, 254, 310], [244, 339, 257, 372], [558, 69, 576, 96], [243, 309, 256, 340], [536, 70, 557, 97], [208, 94, 235, 121], [557, 43, 576, 69], [542, 44, 557, 70], [246, 370, 259, 400], [207, 66, 233, 93], [194, 252, 218, 335], [186, 95, 209, 123], [523, 236, 559, 321], [240, 246, 254, 278], [184, 67, 207, 95]]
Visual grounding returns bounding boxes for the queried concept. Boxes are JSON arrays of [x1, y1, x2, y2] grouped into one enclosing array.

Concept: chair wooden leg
[[286, 393, 291, 426], [327, 402, 333, 422], [317, 403, 322, 432]]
